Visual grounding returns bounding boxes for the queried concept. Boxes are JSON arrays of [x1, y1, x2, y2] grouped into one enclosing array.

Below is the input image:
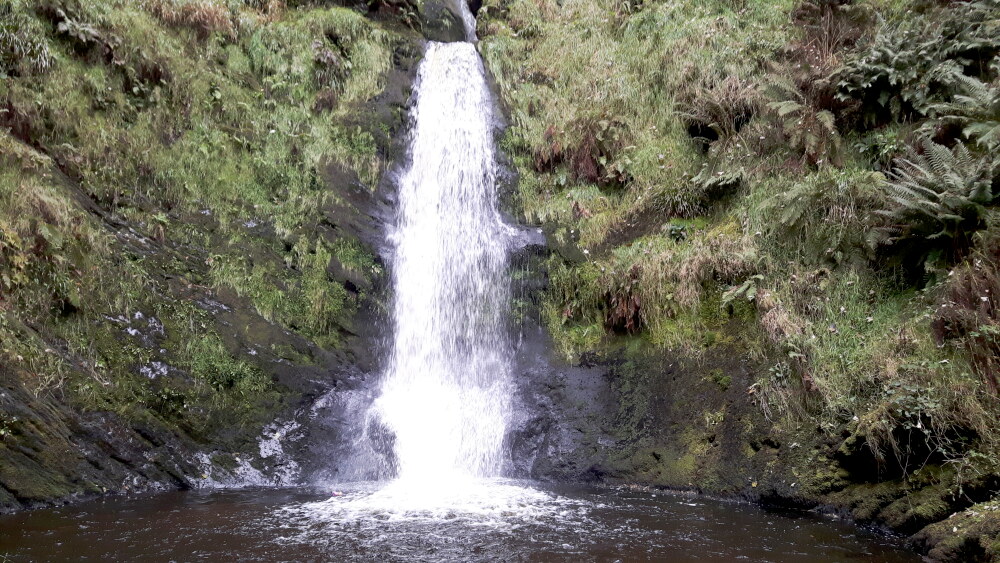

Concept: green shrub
[[930, 72, 1000, 151], [853, 125, 908, 171], [932, 234, 1000, 392], [763, 168, 885, 266], [873, 139, 998, 274], [766, 75, 841, 166], [185, 334, 269, 395], [836, 1, 1000, 125]]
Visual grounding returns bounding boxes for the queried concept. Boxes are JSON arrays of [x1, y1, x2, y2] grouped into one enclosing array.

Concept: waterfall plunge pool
[[0, 480, 919, 562]]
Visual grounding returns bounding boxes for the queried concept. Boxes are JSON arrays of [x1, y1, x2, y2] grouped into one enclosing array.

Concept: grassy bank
[[0, 0, 413, 503], [479, 0, 1000, 557]]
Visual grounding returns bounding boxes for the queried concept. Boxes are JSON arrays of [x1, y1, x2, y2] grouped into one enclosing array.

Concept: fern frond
[[769, 100, 805, 117], [816, 110, 836, 133], [965, 122, 1000, 150], [875, 138, 995, 269]]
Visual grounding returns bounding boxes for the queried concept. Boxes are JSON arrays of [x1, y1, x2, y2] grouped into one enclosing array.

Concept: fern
[[930, 73, 1000, 151], [766, 75, 841, 166], [836, 0, 1000, 124], [874, 139, 999, 272], [765, 168, 885, 266]]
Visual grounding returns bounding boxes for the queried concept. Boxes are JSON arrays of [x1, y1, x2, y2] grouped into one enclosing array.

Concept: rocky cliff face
[[3, 1, 998, 561], [511, 326, 1000, 561], [0, 0, 501, 512], [508, 247, 999, 561]]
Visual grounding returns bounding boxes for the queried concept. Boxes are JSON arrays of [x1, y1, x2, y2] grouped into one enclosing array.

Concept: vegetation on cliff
[[479, 0, 1000, 558], [2, 0, 999, 558], [0, 0, 410, 506]]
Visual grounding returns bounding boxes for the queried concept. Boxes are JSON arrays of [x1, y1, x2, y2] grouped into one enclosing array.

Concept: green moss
[[917, 500, 1000, 561], [796, 455, 851, 496], [830, 480, 908, 521], [707, 369, 732, 391], [333, 236, 382, 282], [0, 452, 74, 502]]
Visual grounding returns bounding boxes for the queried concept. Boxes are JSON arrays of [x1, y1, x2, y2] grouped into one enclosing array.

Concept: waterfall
[[361, 8, 514, 486], [453, 0, 479, 42]]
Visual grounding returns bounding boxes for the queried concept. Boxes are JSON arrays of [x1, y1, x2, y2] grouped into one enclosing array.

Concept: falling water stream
[[368, 37, 514, 486], [0, 9, 923, 562], [328, 17, 523, 513]]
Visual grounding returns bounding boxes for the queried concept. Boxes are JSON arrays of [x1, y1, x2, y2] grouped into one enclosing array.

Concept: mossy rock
[[420, 0, 468, 43], [913, 501, 1000, 563], [0, 452, 74, 505], [829, 480, 908, 521], [880, 485, 954, 533]]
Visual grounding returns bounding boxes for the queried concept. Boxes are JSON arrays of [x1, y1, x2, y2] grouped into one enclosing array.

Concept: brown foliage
[[791, 0, 869, 67], [533, 119, 630, 187], [678, 74, 759, 150], [780, 0, 872, 116], [0, 102, 38, 148], [313, 89, 339, 113], [144, 0, 236, 41], [533, 124, 563, 172], [605, 264, 642, 334], [932, 239, 1000, 392]]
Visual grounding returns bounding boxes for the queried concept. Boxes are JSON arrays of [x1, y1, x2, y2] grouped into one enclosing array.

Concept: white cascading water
[[300, 4, 553, 516], [454, 0, 479, 42], [370, 37, 514, 485], [325, 0, 527, 498]]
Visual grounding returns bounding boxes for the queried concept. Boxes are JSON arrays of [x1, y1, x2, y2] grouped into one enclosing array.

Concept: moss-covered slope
[[478, 0, 1000, 560], [0, 0, 426, 510]]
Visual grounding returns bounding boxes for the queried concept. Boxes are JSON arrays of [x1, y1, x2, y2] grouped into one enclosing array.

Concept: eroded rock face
[[508, 331, 996, 560], [508, 322, 616, 480], [0, 374, 195, 510]]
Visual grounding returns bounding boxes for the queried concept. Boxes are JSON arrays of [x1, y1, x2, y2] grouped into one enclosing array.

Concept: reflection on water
[[0, 481, 919, 562]]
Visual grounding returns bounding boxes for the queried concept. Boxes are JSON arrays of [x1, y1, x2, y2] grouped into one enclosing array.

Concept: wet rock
[[912, 501, 1000, 562], [508, 321, 617, 481], [420, 0, 467, 43], [0, 372, 202, 512]]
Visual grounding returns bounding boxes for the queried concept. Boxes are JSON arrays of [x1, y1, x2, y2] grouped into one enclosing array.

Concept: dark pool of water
[[0, 481, 919, 562]]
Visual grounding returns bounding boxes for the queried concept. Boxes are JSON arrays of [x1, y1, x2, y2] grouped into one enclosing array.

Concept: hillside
[[1, 0, 999, 560], [0, 0, 428, 507], [478, 0, 1000, 559]]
